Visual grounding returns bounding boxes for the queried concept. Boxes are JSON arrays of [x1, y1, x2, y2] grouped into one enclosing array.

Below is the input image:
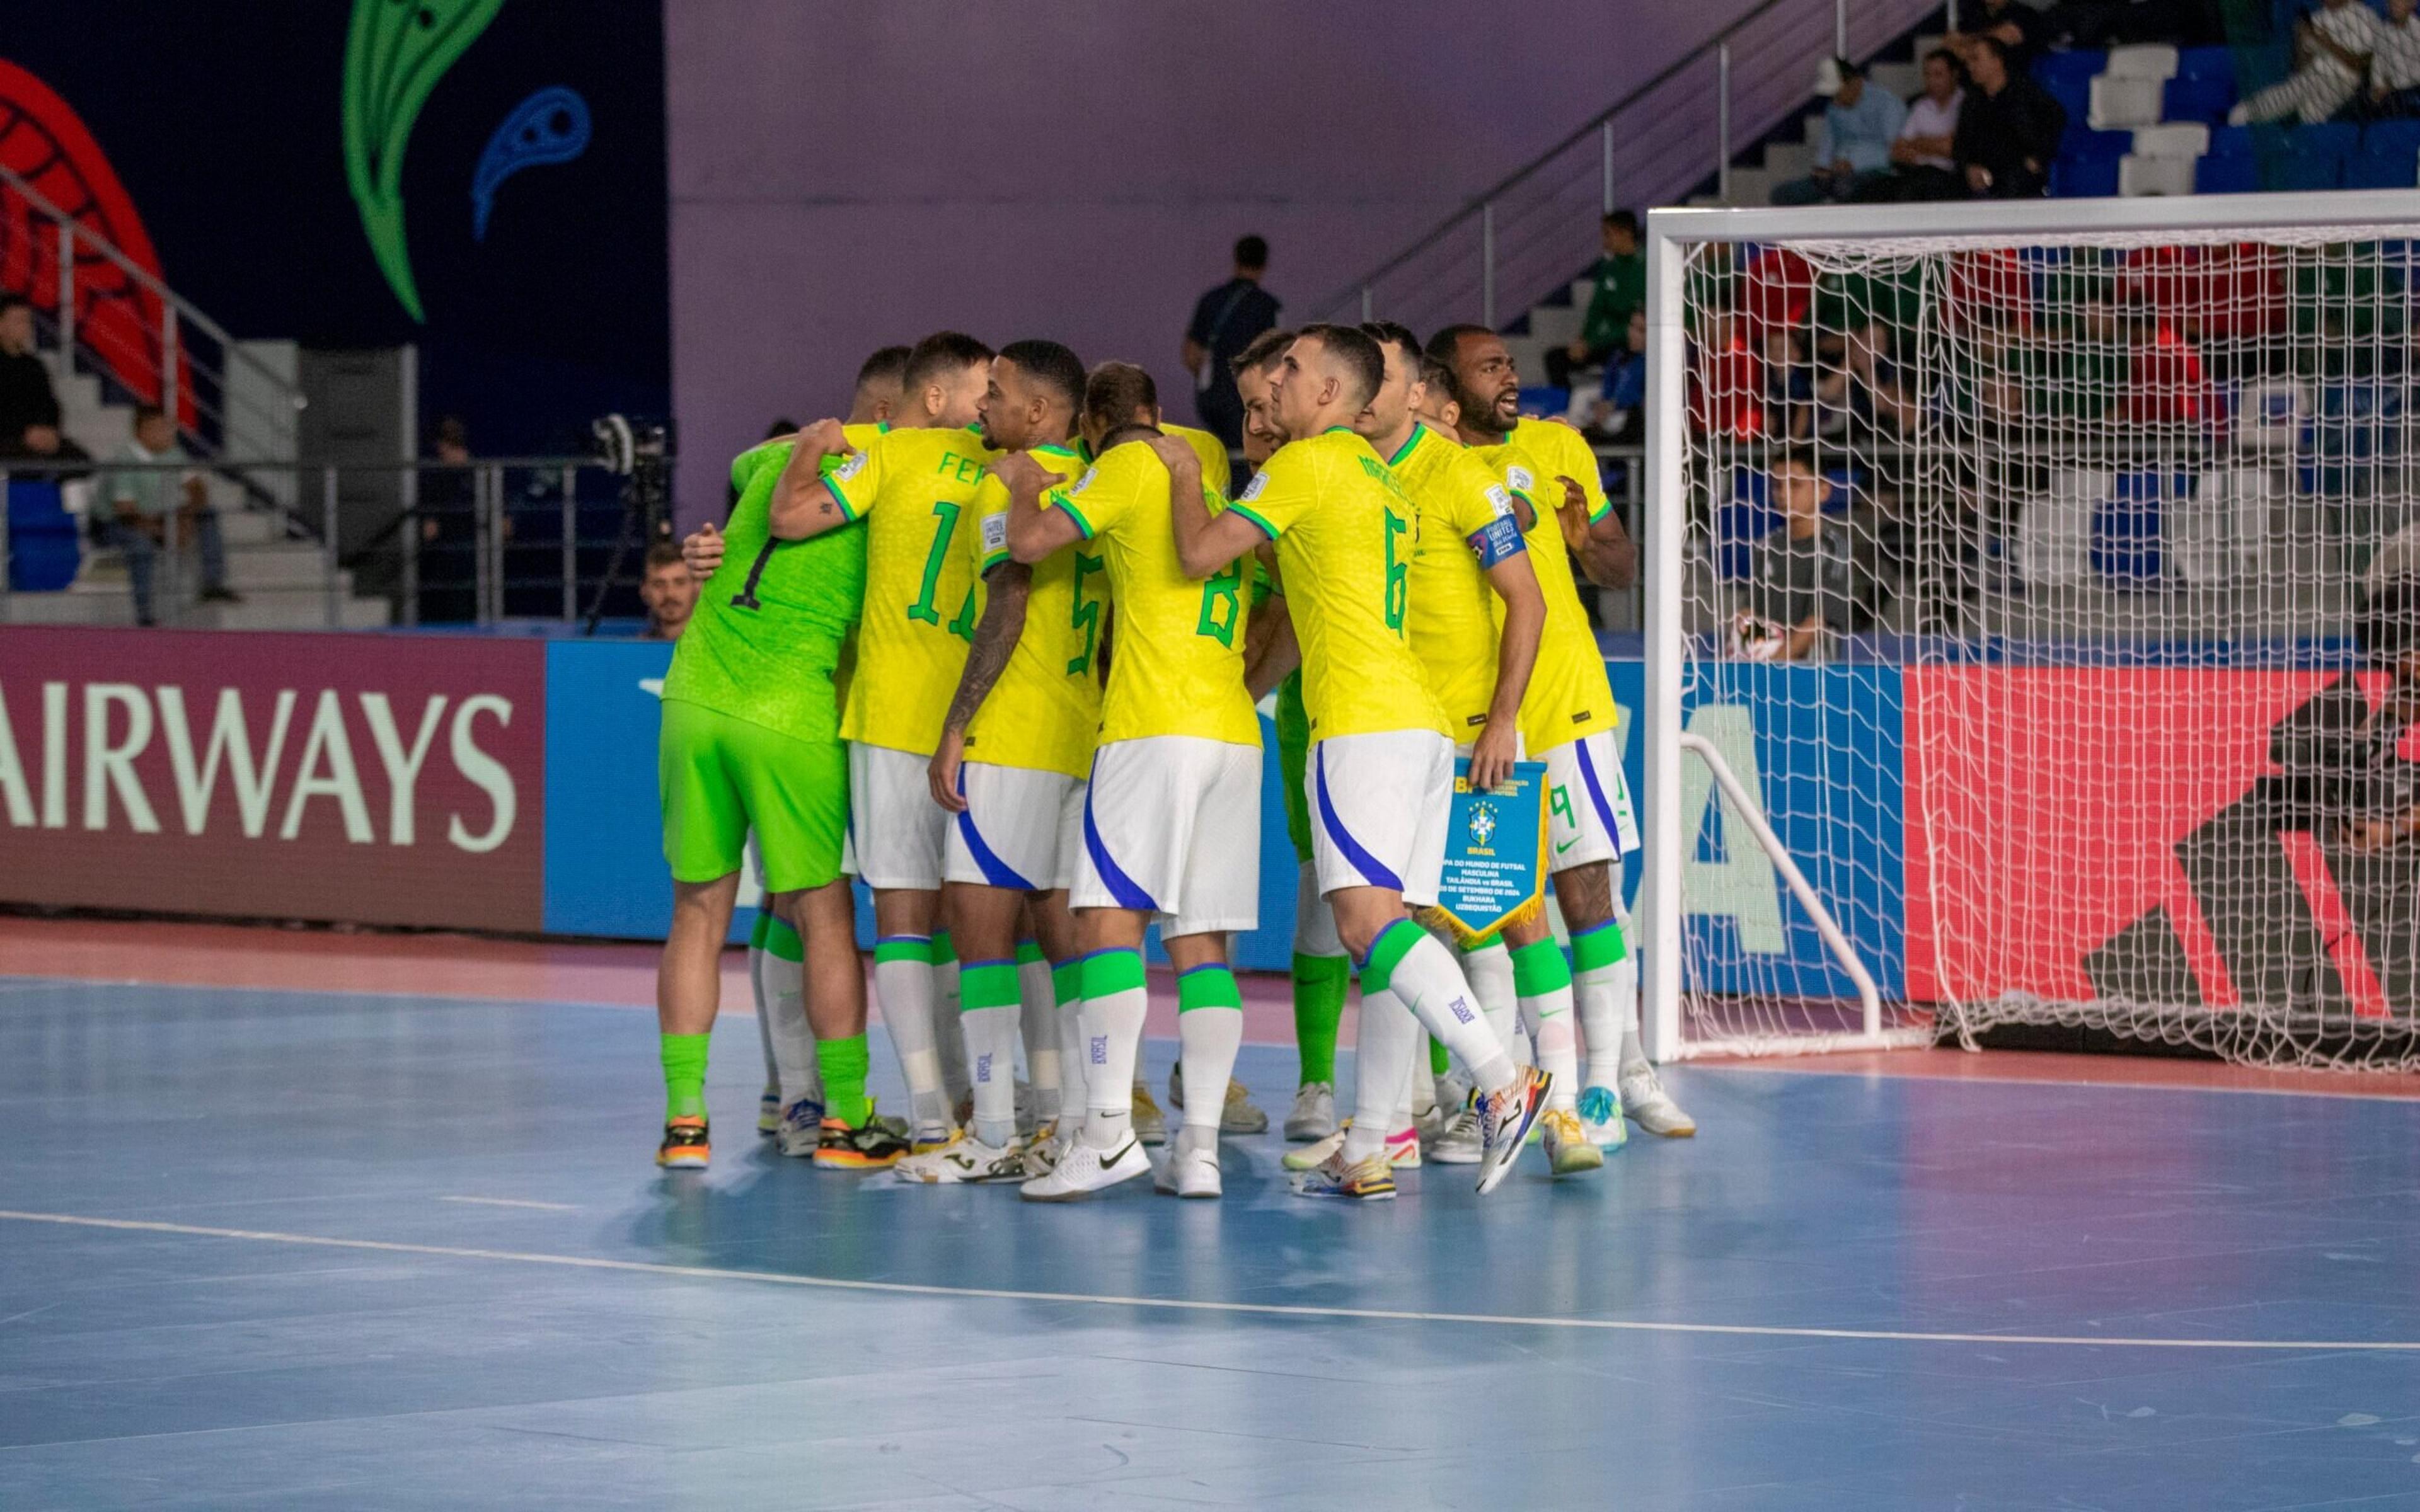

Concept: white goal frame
[[1639, 189, 2420, 1064]]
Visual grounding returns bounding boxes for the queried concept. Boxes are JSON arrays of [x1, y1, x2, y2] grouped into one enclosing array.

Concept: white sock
[[761, 937, 819, 1108], [1052, 960, 1086, 1130], [1080, 950, 1149, 1151], [1345, 988, 1420, 1166], [873, 937, 951, 1132], [1018, 947, 1061, 1123], [932, 936, 971, 1109], [1369, 924, 1515, 1095], [1460, 938, 1521, 1063], [1572, 918, 1633, 1092], [957, 959, 1023, 1148], [1176, 966, 1244, 1137], [749, 943, 777, 1097]]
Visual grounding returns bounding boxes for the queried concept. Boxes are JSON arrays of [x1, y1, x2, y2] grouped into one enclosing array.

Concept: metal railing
[[0, 455, 654, 633], [0, 163, 306, 471], [1308, 0, 1944, 336]]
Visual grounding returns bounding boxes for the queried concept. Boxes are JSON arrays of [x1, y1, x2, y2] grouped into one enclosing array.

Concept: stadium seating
[[5, 479, 81, 593]]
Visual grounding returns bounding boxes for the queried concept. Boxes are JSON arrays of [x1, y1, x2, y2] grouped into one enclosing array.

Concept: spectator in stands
[[2370, 0, 2420, 117], [1182, 234, 1281, 450], [640, 541, 698, 640], [2049, 0, 2225, 49], [1736, 447, 1860, 662], [1584, 309, 1648, 444], [1948, 0, 2049, 74], [1763, 326, 1818, 440], [1547, 210, 1645, 391], [10, 421, 93, 479], [98, 404, 239, 626], [1877, 49, 1968, 202], [0, 295, 60, 454], [1773, 59, 1909, 205], [2232, 0, 2377, 125], [1955, 37, 2066, 198], [1816, 319, 1920, 438], [418, 415, 476, 624]]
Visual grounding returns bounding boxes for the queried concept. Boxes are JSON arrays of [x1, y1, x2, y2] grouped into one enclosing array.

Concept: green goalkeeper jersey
[[659, 434, 875, 743]]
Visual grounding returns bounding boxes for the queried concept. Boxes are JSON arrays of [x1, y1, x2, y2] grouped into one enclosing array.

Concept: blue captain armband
[[1468, 514, 1527, 568]]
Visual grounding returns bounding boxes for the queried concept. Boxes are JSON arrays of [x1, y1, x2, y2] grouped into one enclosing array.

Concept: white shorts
[[1305, 729, 1453, 908], [1542, 728, 1637, 872], [1073, 736, 1261, 938], [849, 742, 948, 891], [943, 762, 1083, 892]]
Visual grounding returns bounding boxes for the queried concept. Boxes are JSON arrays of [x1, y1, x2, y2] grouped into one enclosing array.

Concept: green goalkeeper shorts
[[659, 698, 848, 893], [1275, 672, 1313, 866]]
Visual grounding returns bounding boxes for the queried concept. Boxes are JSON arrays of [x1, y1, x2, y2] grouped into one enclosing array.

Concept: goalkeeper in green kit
[[650, 415, 906, 1172]]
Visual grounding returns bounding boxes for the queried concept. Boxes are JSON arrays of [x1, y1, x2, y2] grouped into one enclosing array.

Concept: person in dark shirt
[[1950, 0, 2050, 74], [0, 295, 62, 451], [1736, 448, 1862, 662], [1954, 37, 2066, 198], [1547, 210, 1645, 390], [1182, 235, 1281, 450]]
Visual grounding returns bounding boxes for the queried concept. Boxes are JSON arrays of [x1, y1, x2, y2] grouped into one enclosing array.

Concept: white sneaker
[[1154, 1140, 1223, 1199], [1167, 1068, 1269, 1134], [1475, 1067, 1551, 1196], [1282, 1125, 1347, 1172], [1020, 1135, 1151, 1201], [1620, 1067, 1697, 1138], [775, 1097, 826, 1159], [1424, 1104, 1484, 1164], [1284, 1082, 1337, 1142], [1577, 1083, 1628, 1152], [1023, 1120, 1063, 1178], [895, 1131, 1027, 1184]]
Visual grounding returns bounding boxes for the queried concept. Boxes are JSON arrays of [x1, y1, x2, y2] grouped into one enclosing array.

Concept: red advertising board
[[0, 629, 546, 931]]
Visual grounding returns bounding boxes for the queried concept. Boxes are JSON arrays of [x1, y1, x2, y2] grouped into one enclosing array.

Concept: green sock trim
[[959, 960, 1023, 1012], [1511, 936, 1574, 995], [763, 917, 804, 964], [816, 1034, 870, 1125], [1359, 919, 1421, 995], [1177, 964, 1242, 1012], [930, 931, 957, 966], [660, 1032, 710, 1121], [1570, 919, 1628, 973], [1293, 952, 1347, 1085], [1429, 1035, 1450, 1076], [872, 936, 932, 967], [1051, 960, 1083, 1007], [1015, 939, 1047, 966], [748, 911, 772, 950], [1079, 948, 1146, 998]]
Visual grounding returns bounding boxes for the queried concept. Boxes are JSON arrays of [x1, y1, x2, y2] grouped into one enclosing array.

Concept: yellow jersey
[[960, 440, 1101, 779], [1476, 419, 1615, 753], [1383, 423, 1527, 736], [825, 425, 999, 755], [1052, 439, 1257, 747], [1164, 422, 1233, 501], [1231, 427, 1448, 742]]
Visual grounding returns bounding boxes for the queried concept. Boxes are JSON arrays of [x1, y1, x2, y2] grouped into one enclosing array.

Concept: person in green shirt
[[1545, 210, 1644, 391]]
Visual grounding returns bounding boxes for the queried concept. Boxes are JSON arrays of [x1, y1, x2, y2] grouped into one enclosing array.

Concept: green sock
[[1429, 1034, 1450, 1077], [660, 1033, 710, 1121], [817, 1034, 872, 1126], [1292, 951, 1349, 1086]]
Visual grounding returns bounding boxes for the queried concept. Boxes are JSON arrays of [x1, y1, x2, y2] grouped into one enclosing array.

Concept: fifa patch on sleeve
[[1504, 464, 1535, 495], [1469, 514, 1526, 567], [1069, 467, 1095, 495], [1240, 472, 1270, 501], [981, 512, 1008, 553], [833, 450, 869, 483], [1484, 483, 1515, 519]]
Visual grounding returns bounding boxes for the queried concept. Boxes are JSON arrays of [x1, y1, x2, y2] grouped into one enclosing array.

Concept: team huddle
[[652, 321, 1696, 1202]]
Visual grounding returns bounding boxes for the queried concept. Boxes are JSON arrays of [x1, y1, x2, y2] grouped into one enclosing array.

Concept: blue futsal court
[[5, 971, 2420, 1509]]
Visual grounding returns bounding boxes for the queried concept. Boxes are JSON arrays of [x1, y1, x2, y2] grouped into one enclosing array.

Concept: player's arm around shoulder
[[997, 449, 1081, 564], [1173, 438, 1277, 579], [768, 419, 861, 541]]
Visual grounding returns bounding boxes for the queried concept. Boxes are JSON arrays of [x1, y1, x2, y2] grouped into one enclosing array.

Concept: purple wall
[[669, 0, 1804, 515]]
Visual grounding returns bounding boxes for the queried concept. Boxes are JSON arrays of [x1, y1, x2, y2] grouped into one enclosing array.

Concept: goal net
[[1642, 192, 2420, 1069]]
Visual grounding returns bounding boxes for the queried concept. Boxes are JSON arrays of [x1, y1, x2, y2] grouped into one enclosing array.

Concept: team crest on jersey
[[834, 450, 870, 482], [1467, 801, 1498, 850], [1240, 472, 1270, 501], [1484, 484, 1514, 518]]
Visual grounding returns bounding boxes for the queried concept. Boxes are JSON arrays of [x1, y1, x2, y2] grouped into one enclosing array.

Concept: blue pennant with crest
[[1431, 758, 1548, 945]]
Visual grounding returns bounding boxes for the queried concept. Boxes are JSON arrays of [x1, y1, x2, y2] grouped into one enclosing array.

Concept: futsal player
[[1004, 363, 1262, 1201], [1168, 324, 1552, 1199], [897, 340, 1096, 1183], [1429, 324, 1695, 1142]]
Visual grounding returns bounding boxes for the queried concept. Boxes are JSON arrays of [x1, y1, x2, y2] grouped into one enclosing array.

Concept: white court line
[[2, 1208, 2414, 1354], [1696, 1060, 2420, 1104], [435, 1196, 582, 1212]]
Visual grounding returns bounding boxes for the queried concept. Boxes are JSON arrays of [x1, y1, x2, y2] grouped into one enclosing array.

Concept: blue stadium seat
[[2276, 151, 2344, 190], [1519, 384, 1569, 416], [2296, 120, 2361, 158], [2175, 45, 2235, 84], [4, 480, 80, 593], [2208, 123, 2257, 156], [2344, 151, 2418, 188], [2196, 154, 2260, 192], [2054, 156, 2123, 197], [2061, 125, 2135, 161], [2365, 118, 2420, 157], [2164, 73, 2235, 123], [2036, 50, 2107, 100]]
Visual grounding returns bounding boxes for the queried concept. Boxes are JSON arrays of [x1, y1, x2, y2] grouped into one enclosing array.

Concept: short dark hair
[[855, 345, 911, 393], [1832, 55, 1862, 79], [1422, 324, 1495, 408], [1968, 34, 2009, 64], [1234, 235, 1269, 270], [998, 338, 1086, 413], [1297, 323, 1384, 410], [763, 416, 800, 440], [1231, 326, 1296, 377], [2362, 580, 2420, 662], [1603, 210, 1640, 238], [1359, 319, 1420, 365], [1084, 361, 1158, 430], [431, 414, 469, 449], [1924, 46, 1967, 78], [644, 542, 688, 575], [1772, 444, 1821, 477], [1417, 355, 1458, 398], [901, 331, 992, 396], [132, 403, 167, 428], [0, 294, 28, 317]]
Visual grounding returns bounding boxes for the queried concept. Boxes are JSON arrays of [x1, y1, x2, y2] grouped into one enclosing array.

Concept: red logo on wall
[[0, 629, 546, 931]]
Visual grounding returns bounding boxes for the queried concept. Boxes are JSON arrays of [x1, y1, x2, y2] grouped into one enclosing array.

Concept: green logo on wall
[[343, 0, 507, 322]]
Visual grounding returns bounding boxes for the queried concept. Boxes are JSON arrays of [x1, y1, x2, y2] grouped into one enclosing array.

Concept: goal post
[[1642, 190, 2420, 1067]]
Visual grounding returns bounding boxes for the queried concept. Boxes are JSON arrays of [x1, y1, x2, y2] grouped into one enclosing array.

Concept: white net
[[1663, 216, 2420, 1069]]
